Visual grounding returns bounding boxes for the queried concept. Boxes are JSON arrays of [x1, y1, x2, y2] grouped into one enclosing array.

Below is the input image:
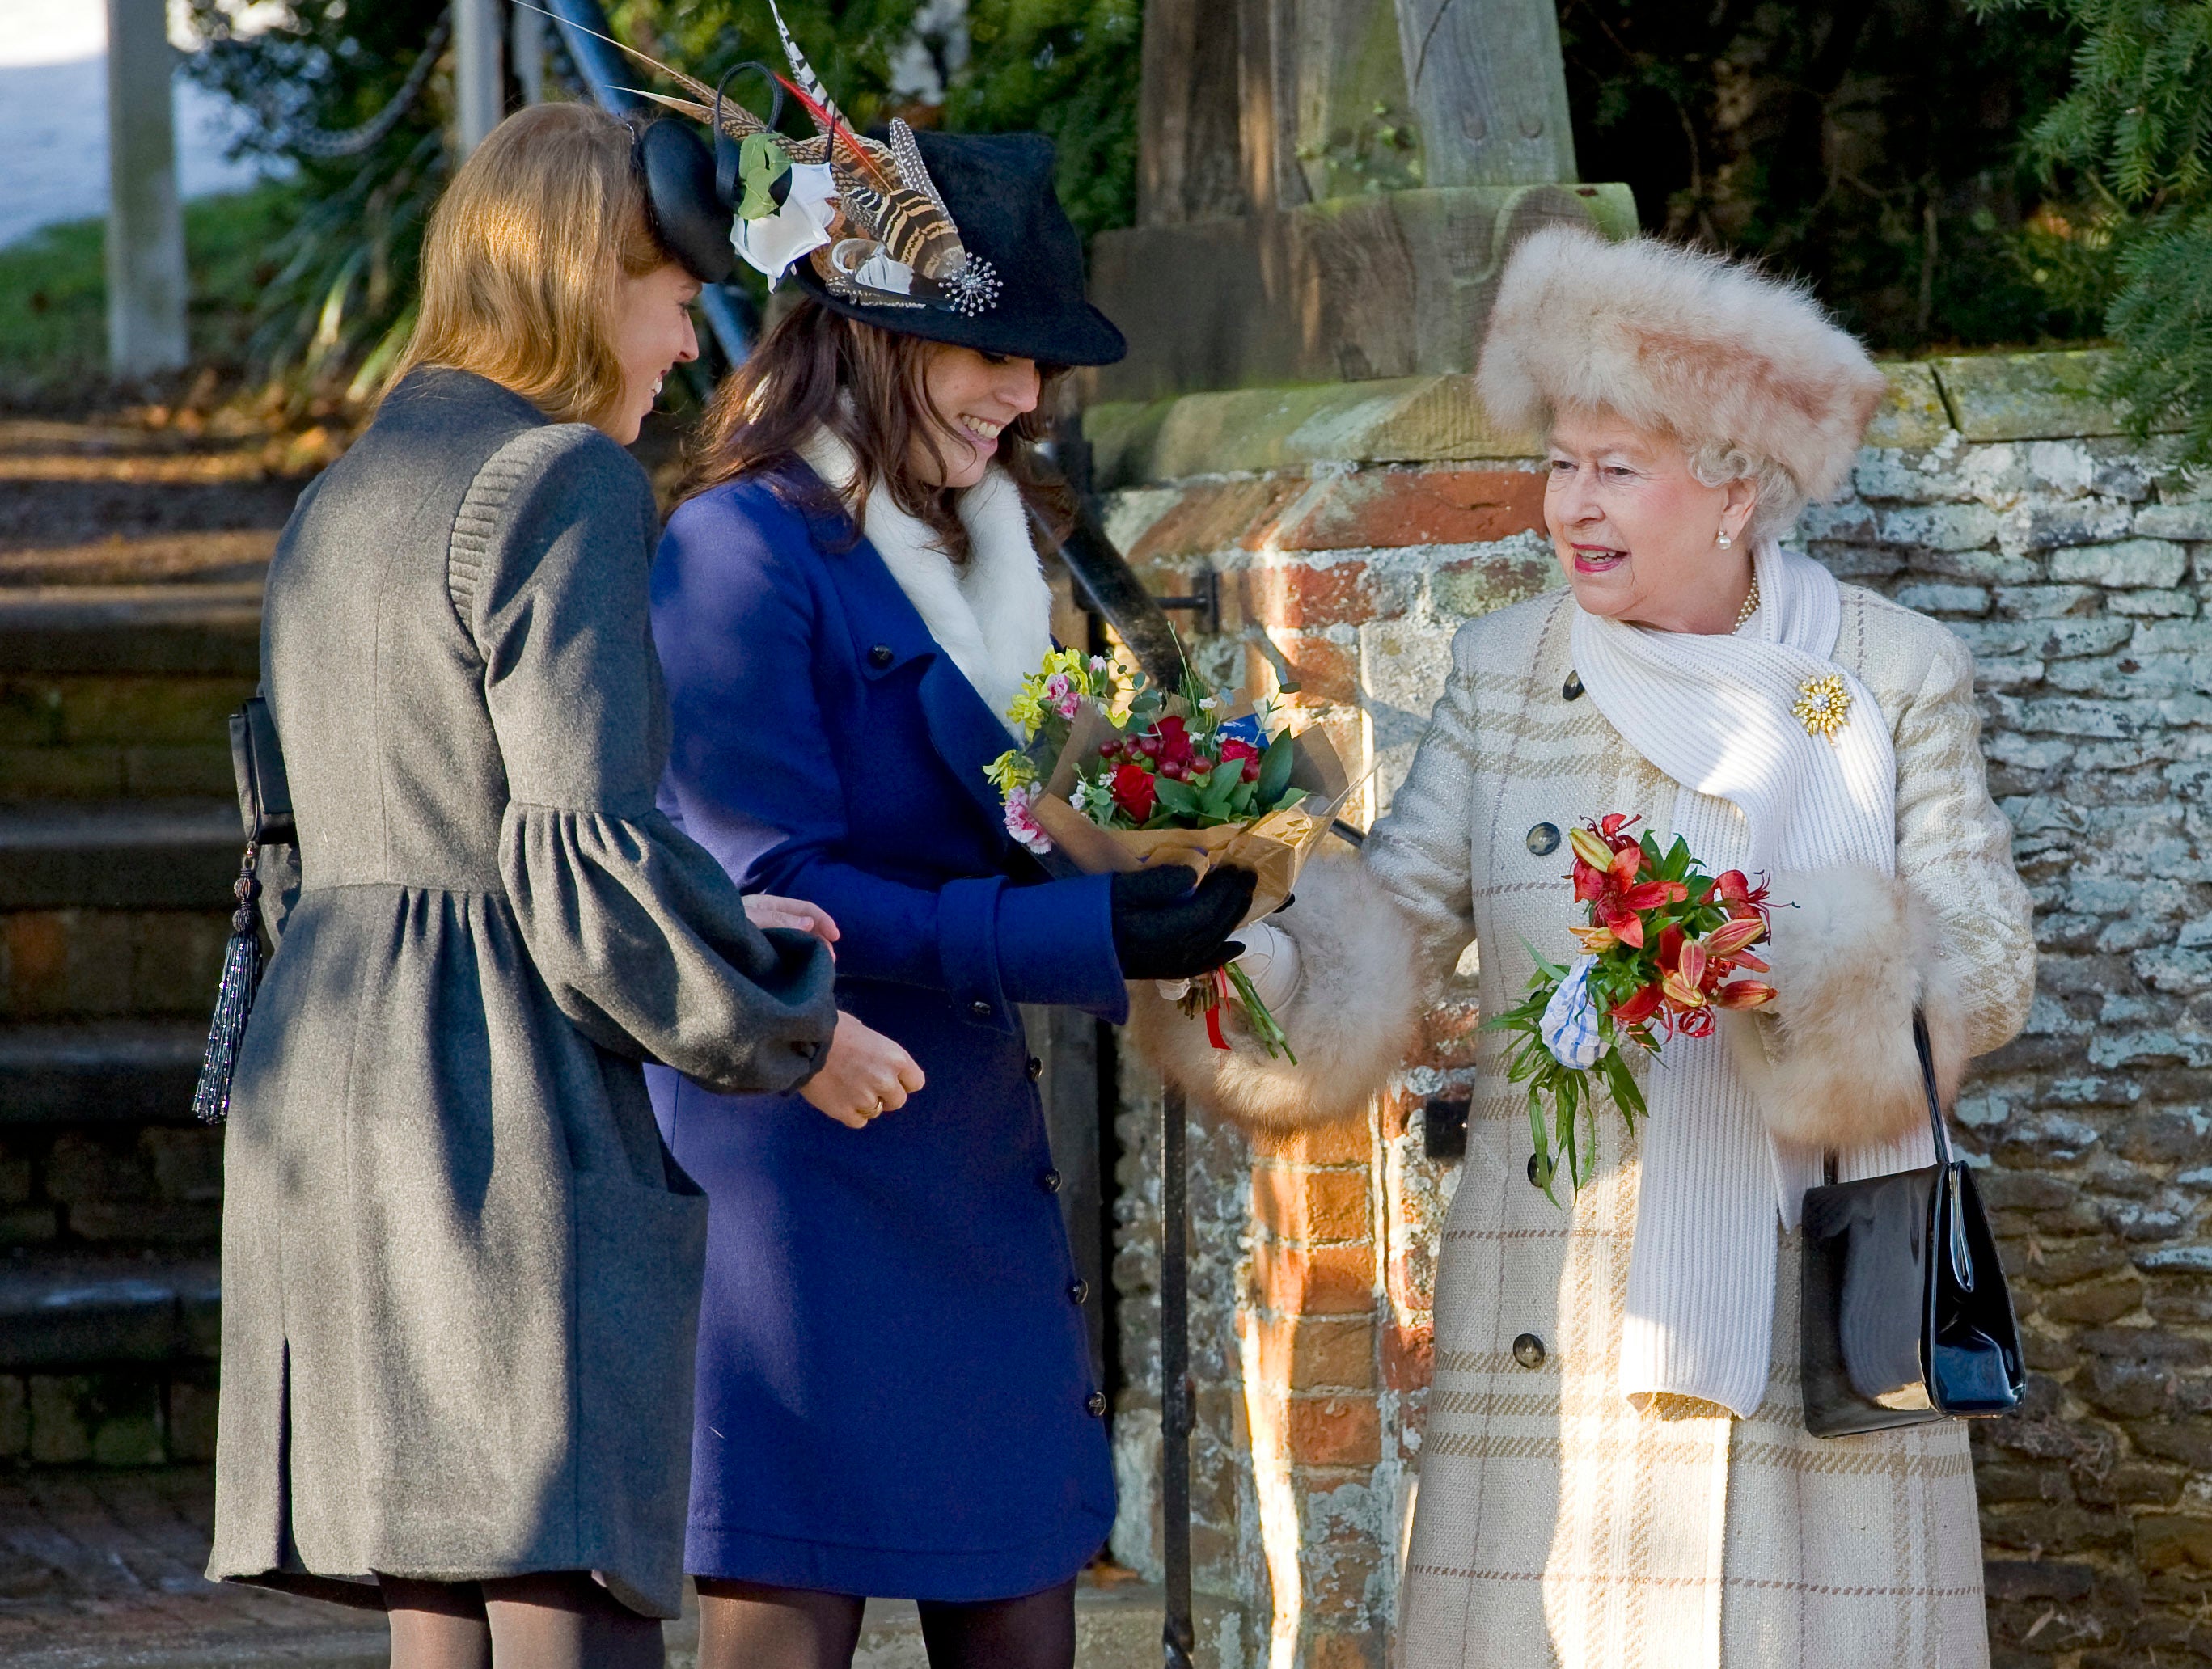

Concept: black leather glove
[[1110, 865, 1258, 981]]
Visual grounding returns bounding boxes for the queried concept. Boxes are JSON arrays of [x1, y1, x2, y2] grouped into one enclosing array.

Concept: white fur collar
[[799, 426, 1052, 737]]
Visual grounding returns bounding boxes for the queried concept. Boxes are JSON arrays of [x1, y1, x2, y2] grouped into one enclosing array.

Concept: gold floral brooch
[[1791, 674, 1851, 740]]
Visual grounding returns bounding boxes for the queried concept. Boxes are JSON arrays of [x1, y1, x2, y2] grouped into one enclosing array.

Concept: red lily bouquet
[[1493, 814, 1777, 1197], [985, 650, 1347, 1060]]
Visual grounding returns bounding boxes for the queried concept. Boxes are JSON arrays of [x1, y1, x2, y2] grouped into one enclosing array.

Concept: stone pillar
[[104, 0, 188, 380], [1099, 427, 1554, 1666], [455, 0, 505, 156], [1244, 1118, 1391, 1669]]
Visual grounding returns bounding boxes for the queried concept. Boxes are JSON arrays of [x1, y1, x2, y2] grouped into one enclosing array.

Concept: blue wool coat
[[645, 464, 1124, 1599]]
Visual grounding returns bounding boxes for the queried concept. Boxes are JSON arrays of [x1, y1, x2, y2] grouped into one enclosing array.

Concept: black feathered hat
[[790, 129, 1125, 367], [587, 0, 1126, 367]]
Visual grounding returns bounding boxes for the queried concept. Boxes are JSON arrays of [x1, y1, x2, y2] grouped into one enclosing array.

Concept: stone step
[[0, 584, 261, 676], [0, 801, 241, 911], [1, 588, 260, 801], [0, 530, 276, 590], [0, 1023, 208, 1127], [0, 1255, 220, 1372]]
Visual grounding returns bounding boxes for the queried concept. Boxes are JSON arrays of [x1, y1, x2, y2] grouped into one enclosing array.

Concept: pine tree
[[1974, 0, 2212, 463]]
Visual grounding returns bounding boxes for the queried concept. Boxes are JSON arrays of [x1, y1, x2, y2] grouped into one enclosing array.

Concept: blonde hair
[[390, 103, 665, 426]]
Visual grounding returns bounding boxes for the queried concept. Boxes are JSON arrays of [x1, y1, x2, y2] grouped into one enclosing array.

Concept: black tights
[[694, 1575, 1078, 1669], [381, 1572, 665, 1669]]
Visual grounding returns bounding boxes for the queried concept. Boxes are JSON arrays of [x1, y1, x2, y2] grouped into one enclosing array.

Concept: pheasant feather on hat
[[625, 1, 999, 315]]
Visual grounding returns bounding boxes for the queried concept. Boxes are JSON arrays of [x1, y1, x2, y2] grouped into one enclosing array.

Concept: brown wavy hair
[[681, 298, 1071, 564], [388, 104, 664, 429]]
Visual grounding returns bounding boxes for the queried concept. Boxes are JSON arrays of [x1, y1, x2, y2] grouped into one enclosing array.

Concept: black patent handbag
[[1799, 1013, 2025, 1438]]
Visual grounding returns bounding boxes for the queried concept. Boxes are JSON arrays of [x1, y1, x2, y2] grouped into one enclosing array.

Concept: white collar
[[798, 426, 1053, 737]]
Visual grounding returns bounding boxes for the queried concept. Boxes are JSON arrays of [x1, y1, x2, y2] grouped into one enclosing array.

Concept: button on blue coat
[[645, 465, 1124, 1599]]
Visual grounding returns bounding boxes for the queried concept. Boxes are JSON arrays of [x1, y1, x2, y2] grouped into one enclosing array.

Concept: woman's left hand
[[745, 893, 840, 957]]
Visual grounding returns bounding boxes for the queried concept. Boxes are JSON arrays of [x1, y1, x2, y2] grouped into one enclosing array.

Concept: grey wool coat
[[205, 368, 840, 1619]]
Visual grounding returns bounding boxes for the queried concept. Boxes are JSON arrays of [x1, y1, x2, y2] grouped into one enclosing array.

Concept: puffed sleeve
[[456, 425, 839, 1096], [1127, 621, 1483, 1127], [651, 484, 1127, 1029]]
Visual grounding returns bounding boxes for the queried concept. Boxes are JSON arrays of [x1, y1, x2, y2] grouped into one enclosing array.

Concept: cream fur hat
[[1476, 227, 1886, 520]]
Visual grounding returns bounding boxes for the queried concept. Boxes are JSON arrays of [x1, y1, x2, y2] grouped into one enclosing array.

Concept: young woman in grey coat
[[205, 105, 920, 1667]]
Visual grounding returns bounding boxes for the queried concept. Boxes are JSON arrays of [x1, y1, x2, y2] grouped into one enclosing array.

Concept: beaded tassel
[[192, 844, 264, 1125]]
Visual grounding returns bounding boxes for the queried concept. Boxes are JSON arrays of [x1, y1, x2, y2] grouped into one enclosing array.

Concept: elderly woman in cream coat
[[1139, 227, 2036, 1667]]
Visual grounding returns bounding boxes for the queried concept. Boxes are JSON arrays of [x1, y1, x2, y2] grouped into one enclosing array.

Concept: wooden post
[[104, 0, 188, 379], [1392, 0, 1578, 184], [455, 0, 505, 156]]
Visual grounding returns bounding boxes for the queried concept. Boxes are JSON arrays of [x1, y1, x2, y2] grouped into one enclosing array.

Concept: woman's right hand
[[801, 1012, 926, 1129], [1110, 864, 1258, 981]]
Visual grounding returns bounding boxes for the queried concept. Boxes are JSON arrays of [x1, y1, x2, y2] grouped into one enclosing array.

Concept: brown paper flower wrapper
[[1024, 703, 1349, 929]]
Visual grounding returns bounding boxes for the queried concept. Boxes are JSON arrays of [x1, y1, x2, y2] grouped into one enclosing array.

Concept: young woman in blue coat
[[646, 128, 1253, 1669]]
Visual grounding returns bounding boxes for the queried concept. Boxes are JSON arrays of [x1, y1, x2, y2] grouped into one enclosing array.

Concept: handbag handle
[[1821, 1013, 1971, 1287], [1911, 1010, 1977, 1292], [1911, 1011, 1952, 1167]]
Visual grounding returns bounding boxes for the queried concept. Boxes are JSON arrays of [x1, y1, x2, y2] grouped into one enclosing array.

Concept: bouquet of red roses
[[1493, 813, 1776, 1197], [985, 650, 1346, 1059]]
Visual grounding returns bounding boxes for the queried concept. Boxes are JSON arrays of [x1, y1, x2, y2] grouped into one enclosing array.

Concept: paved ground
[[0, 1468, 384, 1667], [0, 1468, 1165, 1668]]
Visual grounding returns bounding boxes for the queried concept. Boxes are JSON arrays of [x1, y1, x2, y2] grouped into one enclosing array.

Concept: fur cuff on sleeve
[[1722, 864, 1964, 1151], [1127, 858, 1423, 1130]]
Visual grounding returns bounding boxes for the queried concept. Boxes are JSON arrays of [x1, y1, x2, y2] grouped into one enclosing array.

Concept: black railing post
[[1160, 1086, 1195, 1668]]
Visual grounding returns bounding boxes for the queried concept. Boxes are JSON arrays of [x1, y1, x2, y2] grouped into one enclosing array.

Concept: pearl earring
[[1715, 530, 1733, 548]]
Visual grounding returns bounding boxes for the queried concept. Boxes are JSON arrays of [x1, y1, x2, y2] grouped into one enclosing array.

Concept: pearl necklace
[[1734, 576, 1761, 631]]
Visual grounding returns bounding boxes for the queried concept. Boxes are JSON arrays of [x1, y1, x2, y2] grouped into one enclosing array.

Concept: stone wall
[[1090, 349, 2212, 1668]]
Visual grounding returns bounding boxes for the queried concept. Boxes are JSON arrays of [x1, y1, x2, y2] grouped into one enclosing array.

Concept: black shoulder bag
[[190, 696, 296, 1124], [1799, 1013, 2025, 1437]]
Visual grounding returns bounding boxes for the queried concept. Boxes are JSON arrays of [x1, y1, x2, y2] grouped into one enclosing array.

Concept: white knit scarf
[[799, 427, 1052, 736], [1571, 539, 1928, 1417]]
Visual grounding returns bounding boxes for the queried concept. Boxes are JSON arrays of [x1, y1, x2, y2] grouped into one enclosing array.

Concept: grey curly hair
[[1685, 439, 1805, 547]]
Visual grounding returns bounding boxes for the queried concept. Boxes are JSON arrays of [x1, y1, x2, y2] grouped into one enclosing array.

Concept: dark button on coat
[[647, 466, 1124, 1600], [205, 370, 837, 1620]]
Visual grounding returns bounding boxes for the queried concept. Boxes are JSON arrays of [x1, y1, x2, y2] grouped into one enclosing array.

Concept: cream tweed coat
[[1386, 585, 2032, 1668], [1147, 581, 2035, 1667]]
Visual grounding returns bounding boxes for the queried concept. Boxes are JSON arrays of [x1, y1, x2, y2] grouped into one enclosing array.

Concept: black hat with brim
[[791, 129, 1127, 368]]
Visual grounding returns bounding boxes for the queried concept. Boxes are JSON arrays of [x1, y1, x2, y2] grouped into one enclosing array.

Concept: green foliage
[[1974, 0, 2212, 461], [180, 0, 451, 408], [0, 184, 305, 405], [1559, 0, 2097, 351], [618, 0, 1140, 243], [944, 0, 1140, 243], [160, 0, 1139, 399], [609, 0, 925, 127]]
